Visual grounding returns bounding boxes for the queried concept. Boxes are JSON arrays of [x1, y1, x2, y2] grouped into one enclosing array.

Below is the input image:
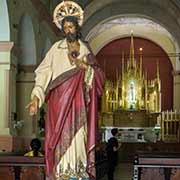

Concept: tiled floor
[[100, 162, 133, 180]]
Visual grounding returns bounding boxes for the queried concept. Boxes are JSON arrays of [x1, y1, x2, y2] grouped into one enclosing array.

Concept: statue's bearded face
[[63, 21, 78, 42]]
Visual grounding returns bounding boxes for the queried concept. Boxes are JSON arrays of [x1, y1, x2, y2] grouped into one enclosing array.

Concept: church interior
[[0, 0, 180, 180]]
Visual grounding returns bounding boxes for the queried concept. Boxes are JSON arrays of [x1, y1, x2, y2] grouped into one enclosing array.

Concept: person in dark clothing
[[106, 128, 120, 180]]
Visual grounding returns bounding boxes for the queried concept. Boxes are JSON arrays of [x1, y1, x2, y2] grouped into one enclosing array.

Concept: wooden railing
[[161, 110, 180, 142], [0, 156, 45, 180]]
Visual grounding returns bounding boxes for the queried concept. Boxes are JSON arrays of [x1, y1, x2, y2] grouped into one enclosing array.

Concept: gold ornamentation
[[78, 161, 89, 178], [84, 65, 94, 88], [53, 1, 84, 29], [54, 161, 89, 179], [101, 33, 161, 112]]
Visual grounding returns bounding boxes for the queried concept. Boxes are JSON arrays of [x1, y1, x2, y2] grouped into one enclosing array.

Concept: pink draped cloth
[[45, 63, 104, 179]]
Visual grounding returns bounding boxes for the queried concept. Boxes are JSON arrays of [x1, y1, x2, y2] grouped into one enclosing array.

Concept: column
[[0, 42, 14, 135]]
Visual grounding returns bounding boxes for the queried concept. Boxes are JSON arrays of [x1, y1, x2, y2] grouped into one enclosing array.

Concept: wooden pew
[[133, 153, 180, 180], [0, 156, 45, 180]]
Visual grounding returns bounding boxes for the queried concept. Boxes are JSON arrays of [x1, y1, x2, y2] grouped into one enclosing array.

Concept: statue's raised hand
[[26, 96, 39, 116]]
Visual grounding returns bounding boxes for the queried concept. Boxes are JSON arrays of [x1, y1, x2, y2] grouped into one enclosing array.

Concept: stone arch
[[0, 0, 10, 41], [18, 14, 36, 65], [84, 0, 180, 42], [84, 16, 180, 71]]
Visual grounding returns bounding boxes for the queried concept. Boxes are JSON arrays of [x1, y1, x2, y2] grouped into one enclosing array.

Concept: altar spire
[[129, 31, 135, 69], [102, 32, 161, 112]]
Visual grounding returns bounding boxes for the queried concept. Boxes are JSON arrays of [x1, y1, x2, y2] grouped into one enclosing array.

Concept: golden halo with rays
[[53, 1, 84, 30]]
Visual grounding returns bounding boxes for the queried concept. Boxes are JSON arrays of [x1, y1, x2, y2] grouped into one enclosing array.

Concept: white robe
[[31, 39, 90, 107]]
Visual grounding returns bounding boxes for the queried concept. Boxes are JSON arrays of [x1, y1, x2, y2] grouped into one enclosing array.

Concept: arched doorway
[[84, 16, 179, 110], [96, 37, 173, 110]]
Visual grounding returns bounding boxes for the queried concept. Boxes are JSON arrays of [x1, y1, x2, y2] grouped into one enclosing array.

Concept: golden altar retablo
[[101, 33, 161, 114]]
